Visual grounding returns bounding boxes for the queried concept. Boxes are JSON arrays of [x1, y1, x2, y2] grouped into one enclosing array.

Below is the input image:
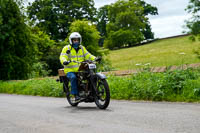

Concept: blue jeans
[[66, 72, 78, 95]]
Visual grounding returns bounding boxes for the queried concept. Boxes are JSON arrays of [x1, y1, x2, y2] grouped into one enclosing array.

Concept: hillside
[[106, 35, 200, 70]]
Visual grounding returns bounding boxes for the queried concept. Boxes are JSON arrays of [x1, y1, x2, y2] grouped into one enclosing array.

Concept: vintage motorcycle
[[58, 60, 110, 109]]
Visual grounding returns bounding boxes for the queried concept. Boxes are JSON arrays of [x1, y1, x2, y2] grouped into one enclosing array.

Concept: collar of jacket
[[70, 45, 81, 52]]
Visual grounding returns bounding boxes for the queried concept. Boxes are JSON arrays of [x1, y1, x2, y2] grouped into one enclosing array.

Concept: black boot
[[75, 95, 81, 102]]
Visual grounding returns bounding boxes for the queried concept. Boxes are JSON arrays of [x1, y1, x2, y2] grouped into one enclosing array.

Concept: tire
[[94, 79, 110, 109], [63, 84, 79, 107]]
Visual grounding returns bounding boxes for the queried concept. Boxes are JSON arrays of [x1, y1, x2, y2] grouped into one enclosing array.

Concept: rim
[[96, 80, 107, 105]]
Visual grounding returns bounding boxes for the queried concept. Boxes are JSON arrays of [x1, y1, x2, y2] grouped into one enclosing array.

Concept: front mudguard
[[96, 72, 107, 79]]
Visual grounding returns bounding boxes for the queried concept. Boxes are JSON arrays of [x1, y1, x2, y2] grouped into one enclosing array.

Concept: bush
[[97, 58, 114, 72], [28, 62, 52, 78], [108, 68, 200, 102], [0, 78, 64, 97], [1, 68, 200, 102]]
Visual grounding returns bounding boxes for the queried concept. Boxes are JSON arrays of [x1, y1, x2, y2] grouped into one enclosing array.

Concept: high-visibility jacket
[[60, 44, 96, 74]]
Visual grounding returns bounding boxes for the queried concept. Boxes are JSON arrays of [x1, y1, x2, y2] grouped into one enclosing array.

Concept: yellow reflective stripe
[[69, 55, 84, 58], [84, 52, 89, 56], [69, 55, 76, 58], [80, 45, 85, 60], [67, 45, 71, 60], [64, 65, 79, 68], [88, 55, 95, 61], [89, 55, 92, 60], [77, 55, 84, 58]]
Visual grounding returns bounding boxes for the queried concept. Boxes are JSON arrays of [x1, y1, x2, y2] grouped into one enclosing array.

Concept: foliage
[[66, 20, 101, 56], [185, 0, 200, 41], [30, 27, 56, 60], [28, 62, 52, 78], [42, 45, 63, 76], [185, 0, 200, 60], [96, 5, 109, 46], [103, 0, 157, 49], [97, 5, 109, 37], [140, 0, 158, 40], [30, 27, 62, 76], [1, 68, 200, 102], [0, 78, 64, 97], [97, 58, 113, 72], [108, 68, 200, 101], [0, 0, 37, 80], [27, 0, 97, 41]]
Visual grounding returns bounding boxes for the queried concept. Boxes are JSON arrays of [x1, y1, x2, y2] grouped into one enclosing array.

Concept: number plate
[[89, 64, 96, 69]]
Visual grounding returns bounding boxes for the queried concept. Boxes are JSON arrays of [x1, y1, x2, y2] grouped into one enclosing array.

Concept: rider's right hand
[[63, 61, 71, 65]]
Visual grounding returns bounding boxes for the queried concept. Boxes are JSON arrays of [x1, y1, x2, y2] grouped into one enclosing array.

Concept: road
[[0, 94, 200, 133]]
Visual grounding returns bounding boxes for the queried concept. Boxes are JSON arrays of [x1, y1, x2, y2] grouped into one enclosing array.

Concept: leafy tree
[[185, 0, 200, 41], [30, 27, 61, 76], [30, 27, 55, 60], [0, 0, 37, 80], [96, 5, 109, 46], [140, 0, 158, 40], [103, 0, 144, 49], [185, 0, 200, 59], [27, 0, 97, 41], [102, 0, 157, 49], [42, 44, 63, 76], [97, 5, 109, 37]]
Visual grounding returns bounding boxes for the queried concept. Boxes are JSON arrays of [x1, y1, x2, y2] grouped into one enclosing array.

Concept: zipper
[[76, 50, 79, 66]]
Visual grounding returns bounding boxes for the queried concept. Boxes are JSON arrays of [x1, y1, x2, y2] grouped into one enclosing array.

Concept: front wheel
[[94, 79, 110, 109], [63, 84, 79, 107]]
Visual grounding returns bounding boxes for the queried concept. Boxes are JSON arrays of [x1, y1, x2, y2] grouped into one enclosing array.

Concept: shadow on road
[[64, 105, 113, 113]]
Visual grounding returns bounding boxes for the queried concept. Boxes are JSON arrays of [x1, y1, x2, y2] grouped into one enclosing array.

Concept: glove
[[95, 56, 102, 62], [63, 61, 71, 65]]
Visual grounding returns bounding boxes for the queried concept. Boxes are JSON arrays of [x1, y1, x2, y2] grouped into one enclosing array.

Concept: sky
[[26, 0, 192, 38]]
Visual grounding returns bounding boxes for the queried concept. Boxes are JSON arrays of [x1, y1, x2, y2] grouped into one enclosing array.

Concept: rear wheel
[[94, 79, 110, 109], [63, 84, 79, 107]]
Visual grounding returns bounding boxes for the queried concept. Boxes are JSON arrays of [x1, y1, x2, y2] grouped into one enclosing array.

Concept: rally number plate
[[89, 64, 96, 69]]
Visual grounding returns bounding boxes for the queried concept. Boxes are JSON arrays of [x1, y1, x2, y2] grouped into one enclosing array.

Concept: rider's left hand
[[95, 56, 102, 62]]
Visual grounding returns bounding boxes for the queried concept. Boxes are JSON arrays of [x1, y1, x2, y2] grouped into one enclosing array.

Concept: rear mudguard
[[96, 72, 107, 79]]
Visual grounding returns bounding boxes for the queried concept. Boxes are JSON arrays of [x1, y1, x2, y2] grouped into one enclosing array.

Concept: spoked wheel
[[94, 79, 110, 109], [63, 84, 79, 107]]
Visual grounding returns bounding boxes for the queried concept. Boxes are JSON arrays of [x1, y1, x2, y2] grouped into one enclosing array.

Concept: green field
[[106, 36, 200, 70]]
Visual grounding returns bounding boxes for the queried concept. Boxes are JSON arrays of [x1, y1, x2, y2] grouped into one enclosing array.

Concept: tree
[[96, 5, 109, 46], [30, 27, 56, 60], [0, 0, 37, 80], [185, 0, 200, 59], [27, 0, 97, 41], [30, 27, 61, 76], [104, 0, 157, 49], [140, 0, 158, 40], [185, 0, 200, 41]]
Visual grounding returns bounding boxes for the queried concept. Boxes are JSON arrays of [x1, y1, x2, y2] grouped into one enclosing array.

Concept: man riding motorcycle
[[59, 32, 100, 102]]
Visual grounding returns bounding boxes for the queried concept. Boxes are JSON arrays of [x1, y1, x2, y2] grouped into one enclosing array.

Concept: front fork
[[89, 74, 99, 97]]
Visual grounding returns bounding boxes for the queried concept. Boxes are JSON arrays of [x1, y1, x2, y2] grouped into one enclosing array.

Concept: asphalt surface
[[0, 94, 200, 133]]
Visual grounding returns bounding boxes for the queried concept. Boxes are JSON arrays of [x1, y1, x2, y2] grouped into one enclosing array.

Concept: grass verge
[[0, 78, 64, 97], [1, 68, 200, 102]]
